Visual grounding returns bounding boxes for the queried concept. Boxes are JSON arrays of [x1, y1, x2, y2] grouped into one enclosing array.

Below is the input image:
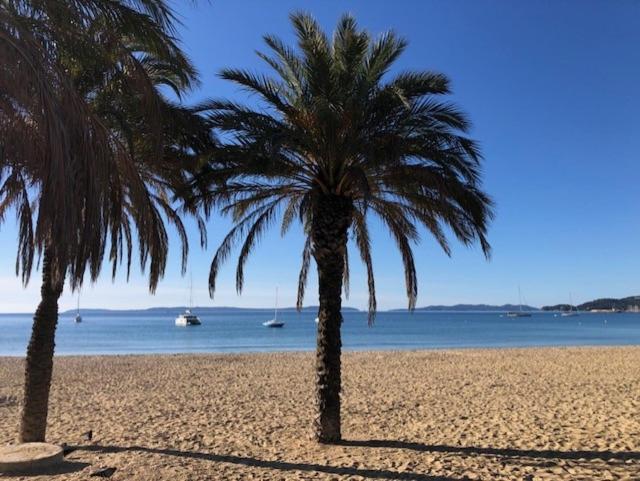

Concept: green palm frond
[[352, 205, 376, 323]]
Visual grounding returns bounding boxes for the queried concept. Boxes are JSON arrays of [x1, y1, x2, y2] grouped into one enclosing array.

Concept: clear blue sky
[[1, 0, 639, 312]]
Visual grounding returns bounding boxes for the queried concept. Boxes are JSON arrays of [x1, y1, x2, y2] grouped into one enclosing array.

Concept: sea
[[1, 310, 640, 356]]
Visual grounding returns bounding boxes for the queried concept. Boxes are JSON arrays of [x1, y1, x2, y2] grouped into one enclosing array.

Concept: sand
[[0, 347, 639, 480]]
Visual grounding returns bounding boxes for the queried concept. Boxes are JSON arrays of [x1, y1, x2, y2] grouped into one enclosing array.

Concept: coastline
[[1, 346, 639, 480]]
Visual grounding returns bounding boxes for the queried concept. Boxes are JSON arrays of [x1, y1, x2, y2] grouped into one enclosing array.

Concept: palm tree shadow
[[74, 444, 461, 481], [340, 439, 640, 463]]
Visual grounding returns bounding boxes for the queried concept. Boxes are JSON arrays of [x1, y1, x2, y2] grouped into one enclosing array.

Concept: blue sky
[[1, 0, 640, 312]]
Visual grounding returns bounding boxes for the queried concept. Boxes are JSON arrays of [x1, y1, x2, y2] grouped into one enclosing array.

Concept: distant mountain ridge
[[60, 306, 359, 316], [63, 304, 541, 315], [390, 304, 539, 312], [59, 296, 640, 315], [542, 295, 640, 312]]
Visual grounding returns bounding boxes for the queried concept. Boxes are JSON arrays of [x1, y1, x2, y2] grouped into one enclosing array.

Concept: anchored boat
[[175, 274, 201, 326], [560, 292, 579, 317], [175, 309, 201, 326], [506, 286, 532, 318], [263, 287, 284, 328], [74, 295, 82, 323]]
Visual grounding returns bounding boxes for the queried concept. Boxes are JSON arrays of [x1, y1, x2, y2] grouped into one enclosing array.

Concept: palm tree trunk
[[311, 194, 352, 443], [20, 248, 64, 442]]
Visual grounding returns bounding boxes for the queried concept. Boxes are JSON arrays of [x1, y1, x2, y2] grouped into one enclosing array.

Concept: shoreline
[[1, 346, 639, 480], [3, 342, 640, 359]]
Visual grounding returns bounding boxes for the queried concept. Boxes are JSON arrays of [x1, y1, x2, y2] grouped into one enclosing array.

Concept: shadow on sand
[[71, 440, 640, 480], [340, 439, 640, 463], [73, 444, 460, 481]]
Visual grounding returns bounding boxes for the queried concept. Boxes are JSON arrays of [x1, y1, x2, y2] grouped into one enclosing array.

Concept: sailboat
[[263, 287, 284, 328], [506, 286, 532, 317], [74, 295, 82, 323], [175, 274, 201, 326], [561, 293, 579, 317]]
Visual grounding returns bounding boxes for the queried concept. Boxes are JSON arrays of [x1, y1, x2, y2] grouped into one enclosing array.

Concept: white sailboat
[[175, 274, 201, 326], [263, 287, 284, 328], [561, 292, 579, 317], [506, 286, 532, 317], [74, 295, 82, 323]]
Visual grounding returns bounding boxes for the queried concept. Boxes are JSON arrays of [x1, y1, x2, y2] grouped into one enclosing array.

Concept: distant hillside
[[542, 295, 640, 312], [541, 304, 573, 312], [60, 306, 359, 316], [391, 304, 539, 312]]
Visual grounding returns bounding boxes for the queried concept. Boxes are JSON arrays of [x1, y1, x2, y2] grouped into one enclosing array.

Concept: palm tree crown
[[195, 12, 494, 321], [0, 0, 210, 290]]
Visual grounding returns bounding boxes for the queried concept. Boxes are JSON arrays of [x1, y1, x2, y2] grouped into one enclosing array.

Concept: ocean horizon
[[2, 310, 639, 356]]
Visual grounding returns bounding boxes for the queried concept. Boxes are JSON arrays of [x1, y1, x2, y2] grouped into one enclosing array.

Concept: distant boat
[[314, 317, 319, 324], [506, 286, 532, 317], [175, 274, 201, 326], [74, 295, 82, 323], [263, 287, 284, 328], [175, 309, 201, 326], [561, 292, 579, 317]]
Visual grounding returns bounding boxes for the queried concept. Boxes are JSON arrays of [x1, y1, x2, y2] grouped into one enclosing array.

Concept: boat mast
[[189, 273, 193, 310], [518, 285, 523, 312], [274, 287, 278, 321], [569, 292, 574, 312]]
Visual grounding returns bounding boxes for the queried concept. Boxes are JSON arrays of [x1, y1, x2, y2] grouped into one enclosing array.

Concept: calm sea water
[[1, 310, 640, 356]]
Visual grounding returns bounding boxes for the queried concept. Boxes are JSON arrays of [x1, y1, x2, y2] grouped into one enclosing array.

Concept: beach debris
[[82, 430, 93, 442], [0, 395, 18, 407], [90, 467, 116, 478], [60, 443, 77, 456]]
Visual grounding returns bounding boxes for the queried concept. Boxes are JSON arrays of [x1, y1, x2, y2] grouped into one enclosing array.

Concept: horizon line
[[1, 303, 549, 315]]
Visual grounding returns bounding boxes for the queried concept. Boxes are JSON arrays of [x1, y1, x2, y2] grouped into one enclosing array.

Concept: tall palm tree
[[0, 0, 212, 442], [191, 12, 494, 443]]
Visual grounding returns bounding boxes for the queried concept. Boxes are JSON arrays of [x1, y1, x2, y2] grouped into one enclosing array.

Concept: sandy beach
[[1, 347, 639, 480]]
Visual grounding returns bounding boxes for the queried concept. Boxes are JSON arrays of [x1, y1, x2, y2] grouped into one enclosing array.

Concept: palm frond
[[235, 198, 283, 293], [296, 236, 312, 310], [352, 207, 376, 324], [342, 245, 350, 299]]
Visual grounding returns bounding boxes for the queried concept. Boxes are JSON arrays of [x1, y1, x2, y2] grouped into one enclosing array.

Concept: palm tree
[[1, 0, 212, 442], [191, 12, 494, 443]]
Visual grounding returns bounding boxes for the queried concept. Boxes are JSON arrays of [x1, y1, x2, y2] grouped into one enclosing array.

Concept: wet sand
[[1, 347, 639, 480]]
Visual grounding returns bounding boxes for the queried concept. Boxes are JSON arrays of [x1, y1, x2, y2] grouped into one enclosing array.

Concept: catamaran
[[263, 287, 284, 328], [175, 274, 201, 326], [175, 309, 201, 326], [506, 286, 532, 317]]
